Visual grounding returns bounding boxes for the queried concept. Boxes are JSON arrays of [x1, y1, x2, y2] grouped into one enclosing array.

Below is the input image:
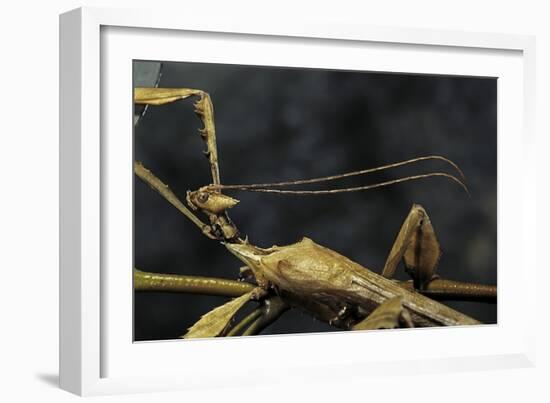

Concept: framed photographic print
[[60, 7, 536, 396], [132, 59, 497, 341]]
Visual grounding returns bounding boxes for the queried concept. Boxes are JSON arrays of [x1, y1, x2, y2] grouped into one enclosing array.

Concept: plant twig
[[397, 278, 497, 302], [134, 268, 254, 297], [242, 297, 289, 336], [135, 269, 496, 303], [226, 308, 263, 336]]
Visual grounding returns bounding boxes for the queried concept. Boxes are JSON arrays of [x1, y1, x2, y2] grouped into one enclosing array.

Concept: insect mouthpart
[[186, 187, 239, 214]]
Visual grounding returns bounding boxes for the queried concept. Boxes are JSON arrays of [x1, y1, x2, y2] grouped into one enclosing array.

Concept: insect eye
[[197, 192, 209, 204]]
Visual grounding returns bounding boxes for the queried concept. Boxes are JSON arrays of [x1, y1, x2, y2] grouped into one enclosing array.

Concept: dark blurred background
[[133, 61, 497, 341]]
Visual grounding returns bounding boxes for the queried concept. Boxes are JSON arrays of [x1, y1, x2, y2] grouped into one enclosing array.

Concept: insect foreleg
[[134, 88, 241, 241], [134, 161, 216, 238], [134, 87, 221, 186]]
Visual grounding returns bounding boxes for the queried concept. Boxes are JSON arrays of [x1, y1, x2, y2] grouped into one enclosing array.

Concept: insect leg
[[383, 205, 497, 301], [351, 296, 413, 330], [134, 88, 221, 186], [134, 161, 216, 239], [381, 204, 440, 290]]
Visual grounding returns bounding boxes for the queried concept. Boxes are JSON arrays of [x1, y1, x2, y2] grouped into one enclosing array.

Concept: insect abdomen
[[260, 238, 480, 327]]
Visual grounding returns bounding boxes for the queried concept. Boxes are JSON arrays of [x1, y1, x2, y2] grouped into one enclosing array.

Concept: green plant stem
[[242, 297, 289, 336], [134, 268, 255, 297], [226, 308, 263, 336], [397, 278, 497, 302]]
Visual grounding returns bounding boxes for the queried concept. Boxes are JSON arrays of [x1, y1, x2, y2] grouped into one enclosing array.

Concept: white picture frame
[[59, 6, 537, 396]]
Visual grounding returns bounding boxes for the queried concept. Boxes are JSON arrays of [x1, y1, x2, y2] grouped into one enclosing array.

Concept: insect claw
[[203, 150, 211, 158]]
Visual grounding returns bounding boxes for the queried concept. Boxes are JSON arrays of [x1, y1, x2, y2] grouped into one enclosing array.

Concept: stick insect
[[133, 81, 496, 339]]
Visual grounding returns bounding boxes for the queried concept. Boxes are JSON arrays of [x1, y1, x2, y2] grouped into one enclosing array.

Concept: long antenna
[[210, 172, 469, 196], [208, 155, 465, 191], [207, 155, 469, 196]]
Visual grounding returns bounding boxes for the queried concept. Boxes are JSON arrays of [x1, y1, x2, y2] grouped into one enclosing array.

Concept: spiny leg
[[134, 88, 221, 186], [135, 88, 241, 240], [352, 296, 413, 330], [382, 204, 440, 290]]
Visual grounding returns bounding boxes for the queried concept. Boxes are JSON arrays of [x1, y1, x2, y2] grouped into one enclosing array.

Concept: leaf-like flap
[[402, 207, 441, 288], [182, 290, 255, 339], [352, 296, 405, 331]]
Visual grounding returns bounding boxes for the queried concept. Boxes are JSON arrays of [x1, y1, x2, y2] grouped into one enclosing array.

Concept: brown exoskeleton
[[134, 87, 496, 338]]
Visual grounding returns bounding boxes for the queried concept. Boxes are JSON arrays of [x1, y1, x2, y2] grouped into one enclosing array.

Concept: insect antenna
[[213, 172, 469, 196], [208, 155, 470, 196]]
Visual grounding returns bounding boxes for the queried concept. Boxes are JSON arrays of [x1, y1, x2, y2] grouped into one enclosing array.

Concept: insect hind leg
[[381, 204, 441, 290]]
